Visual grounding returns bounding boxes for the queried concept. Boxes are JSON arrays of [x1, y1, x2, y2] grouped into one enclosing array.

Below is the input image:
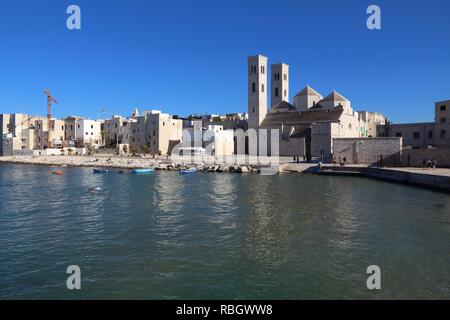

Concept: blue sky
[[0, 0, 449, 123]]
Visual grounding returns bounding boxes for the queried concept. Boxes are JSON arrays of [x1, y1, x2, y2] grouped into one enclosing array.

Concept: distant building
[[104, 115, 133, 147], [358, 111, 388, 138], [64, 116, 103, 148], [247, 54, 378, 161], [378, 100, 450, 149], [143, 110, 183, 155], [34, 118, 66, 149], [182, 121, 235, 156], [0, 114, 52, 155]]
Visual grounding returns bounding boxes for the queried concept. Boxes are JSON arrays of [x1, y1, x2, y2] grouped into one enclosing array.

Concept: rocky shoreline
[[0, 155, 263, 173]]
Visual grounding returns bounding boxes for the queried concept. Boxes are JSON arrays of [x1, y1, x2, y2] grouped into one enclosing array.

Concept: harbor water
[[0, 164, 449, 299]]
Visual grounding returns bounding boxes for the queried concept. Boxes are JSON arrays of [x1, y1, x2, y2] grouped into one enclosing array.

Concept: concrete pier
[[319, 165, 450, 193]]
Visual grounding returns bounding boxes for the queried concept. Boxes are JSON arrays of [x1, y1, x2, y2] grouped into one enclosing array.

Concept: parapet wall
[[401, 148, 450, 168], [333, 137, 402, 165]]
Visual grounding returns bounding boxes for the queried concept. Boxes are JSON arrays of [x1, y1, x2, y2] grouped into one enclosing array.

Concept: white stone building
[[247, 54, 383, 161], [144, 110, 183, 155], [182, 121, 235, 156]]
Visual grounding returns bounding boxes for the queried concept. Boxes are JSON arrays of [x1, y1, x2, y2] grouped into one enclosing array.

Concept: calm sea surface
[[0, 164, 449, 299]]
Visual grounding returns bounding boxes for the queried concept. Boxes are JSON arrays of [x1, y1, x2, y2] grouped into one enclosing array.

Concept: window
[[78, 125, 80, 129], [85, 132, 88, 136], [61, 126, 64, 130], [163, 122, 165, 126], [395, 132, 402, 137], [428, 131, 433, 139], [441, 117, 446, 123], [413, 132, 420, 139], [91, 125, 94, 129], [284, 90, 287, 97], [252, 107, 255, 113], [283, 74, 287, 81], [441, 130, 447, 139], [70, 125, 73, 130], [275, 88, 279, 97], [153, 130, 155, 136], [441, 105, 446, 111], [252, 82, 256, 93], [261, 84, 264, 92]]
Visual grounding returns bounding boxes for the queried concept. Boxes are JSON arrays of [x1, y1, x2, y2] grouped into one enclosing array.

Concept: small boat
[[132, 168, 154, 174], [180, 167, 198, 175], [89, 186, 103, 193], [93, 169, 109, 174], [51, 171, 64, 175]]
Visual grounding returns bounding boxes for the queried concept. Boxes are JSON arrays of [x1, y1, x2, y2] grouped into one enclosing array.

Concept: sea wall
[[401, 148, 450, 168], [333, 137, 402, 165], [320, 165, 450, 193]]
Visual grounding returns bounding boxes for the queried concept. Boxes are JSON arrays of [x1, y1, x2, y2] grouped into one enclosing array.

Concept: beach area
[[0, 154, 283, 173], [0, 155, 159, 169]]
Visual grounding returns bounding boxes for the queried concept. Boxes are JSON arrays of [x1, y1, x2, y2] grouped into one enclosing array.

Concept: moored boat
[[180, 167, 198, 175], [93, 169, 109, 174], [51, 171, 64, 175], [132, 168, 154, 174]]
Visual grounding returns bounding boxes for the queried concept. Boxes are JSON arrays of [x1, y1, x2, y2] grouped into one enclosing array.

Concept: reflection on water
[[205, 174, 237, 228], [1, 164, 450, 299], [243, 175, 292, 267], [152, 172, 186, 249]]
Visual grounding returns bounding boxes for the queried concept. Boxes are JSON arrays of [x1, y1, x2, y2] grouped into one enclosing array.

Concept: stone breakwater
[[0, 155, 158, 169], [0, 155, 266, 173]]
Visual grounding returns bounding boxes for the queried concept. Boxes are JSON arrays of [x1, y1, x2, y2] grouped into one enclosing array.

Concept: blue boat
[[93, 169, 109, 174], [180, 168, 198, 175], [132, 168, 154, 174]]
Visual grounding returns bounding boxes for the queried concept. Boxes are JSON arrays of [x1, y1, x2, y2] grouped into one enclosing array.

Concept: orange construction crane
[[43, 89, 58, 148]]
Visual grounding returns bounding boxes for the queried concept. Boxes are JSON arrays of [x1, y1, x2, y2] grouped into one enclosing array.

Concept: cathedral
[[248, 54, 366, 161]]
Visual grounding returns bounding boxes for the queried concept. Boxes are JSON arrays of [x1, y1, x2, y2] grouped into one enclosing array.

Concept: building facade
[[144, 111, 183, 155], [247, 54, 375, 161], [378, 100, 450, 149]]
